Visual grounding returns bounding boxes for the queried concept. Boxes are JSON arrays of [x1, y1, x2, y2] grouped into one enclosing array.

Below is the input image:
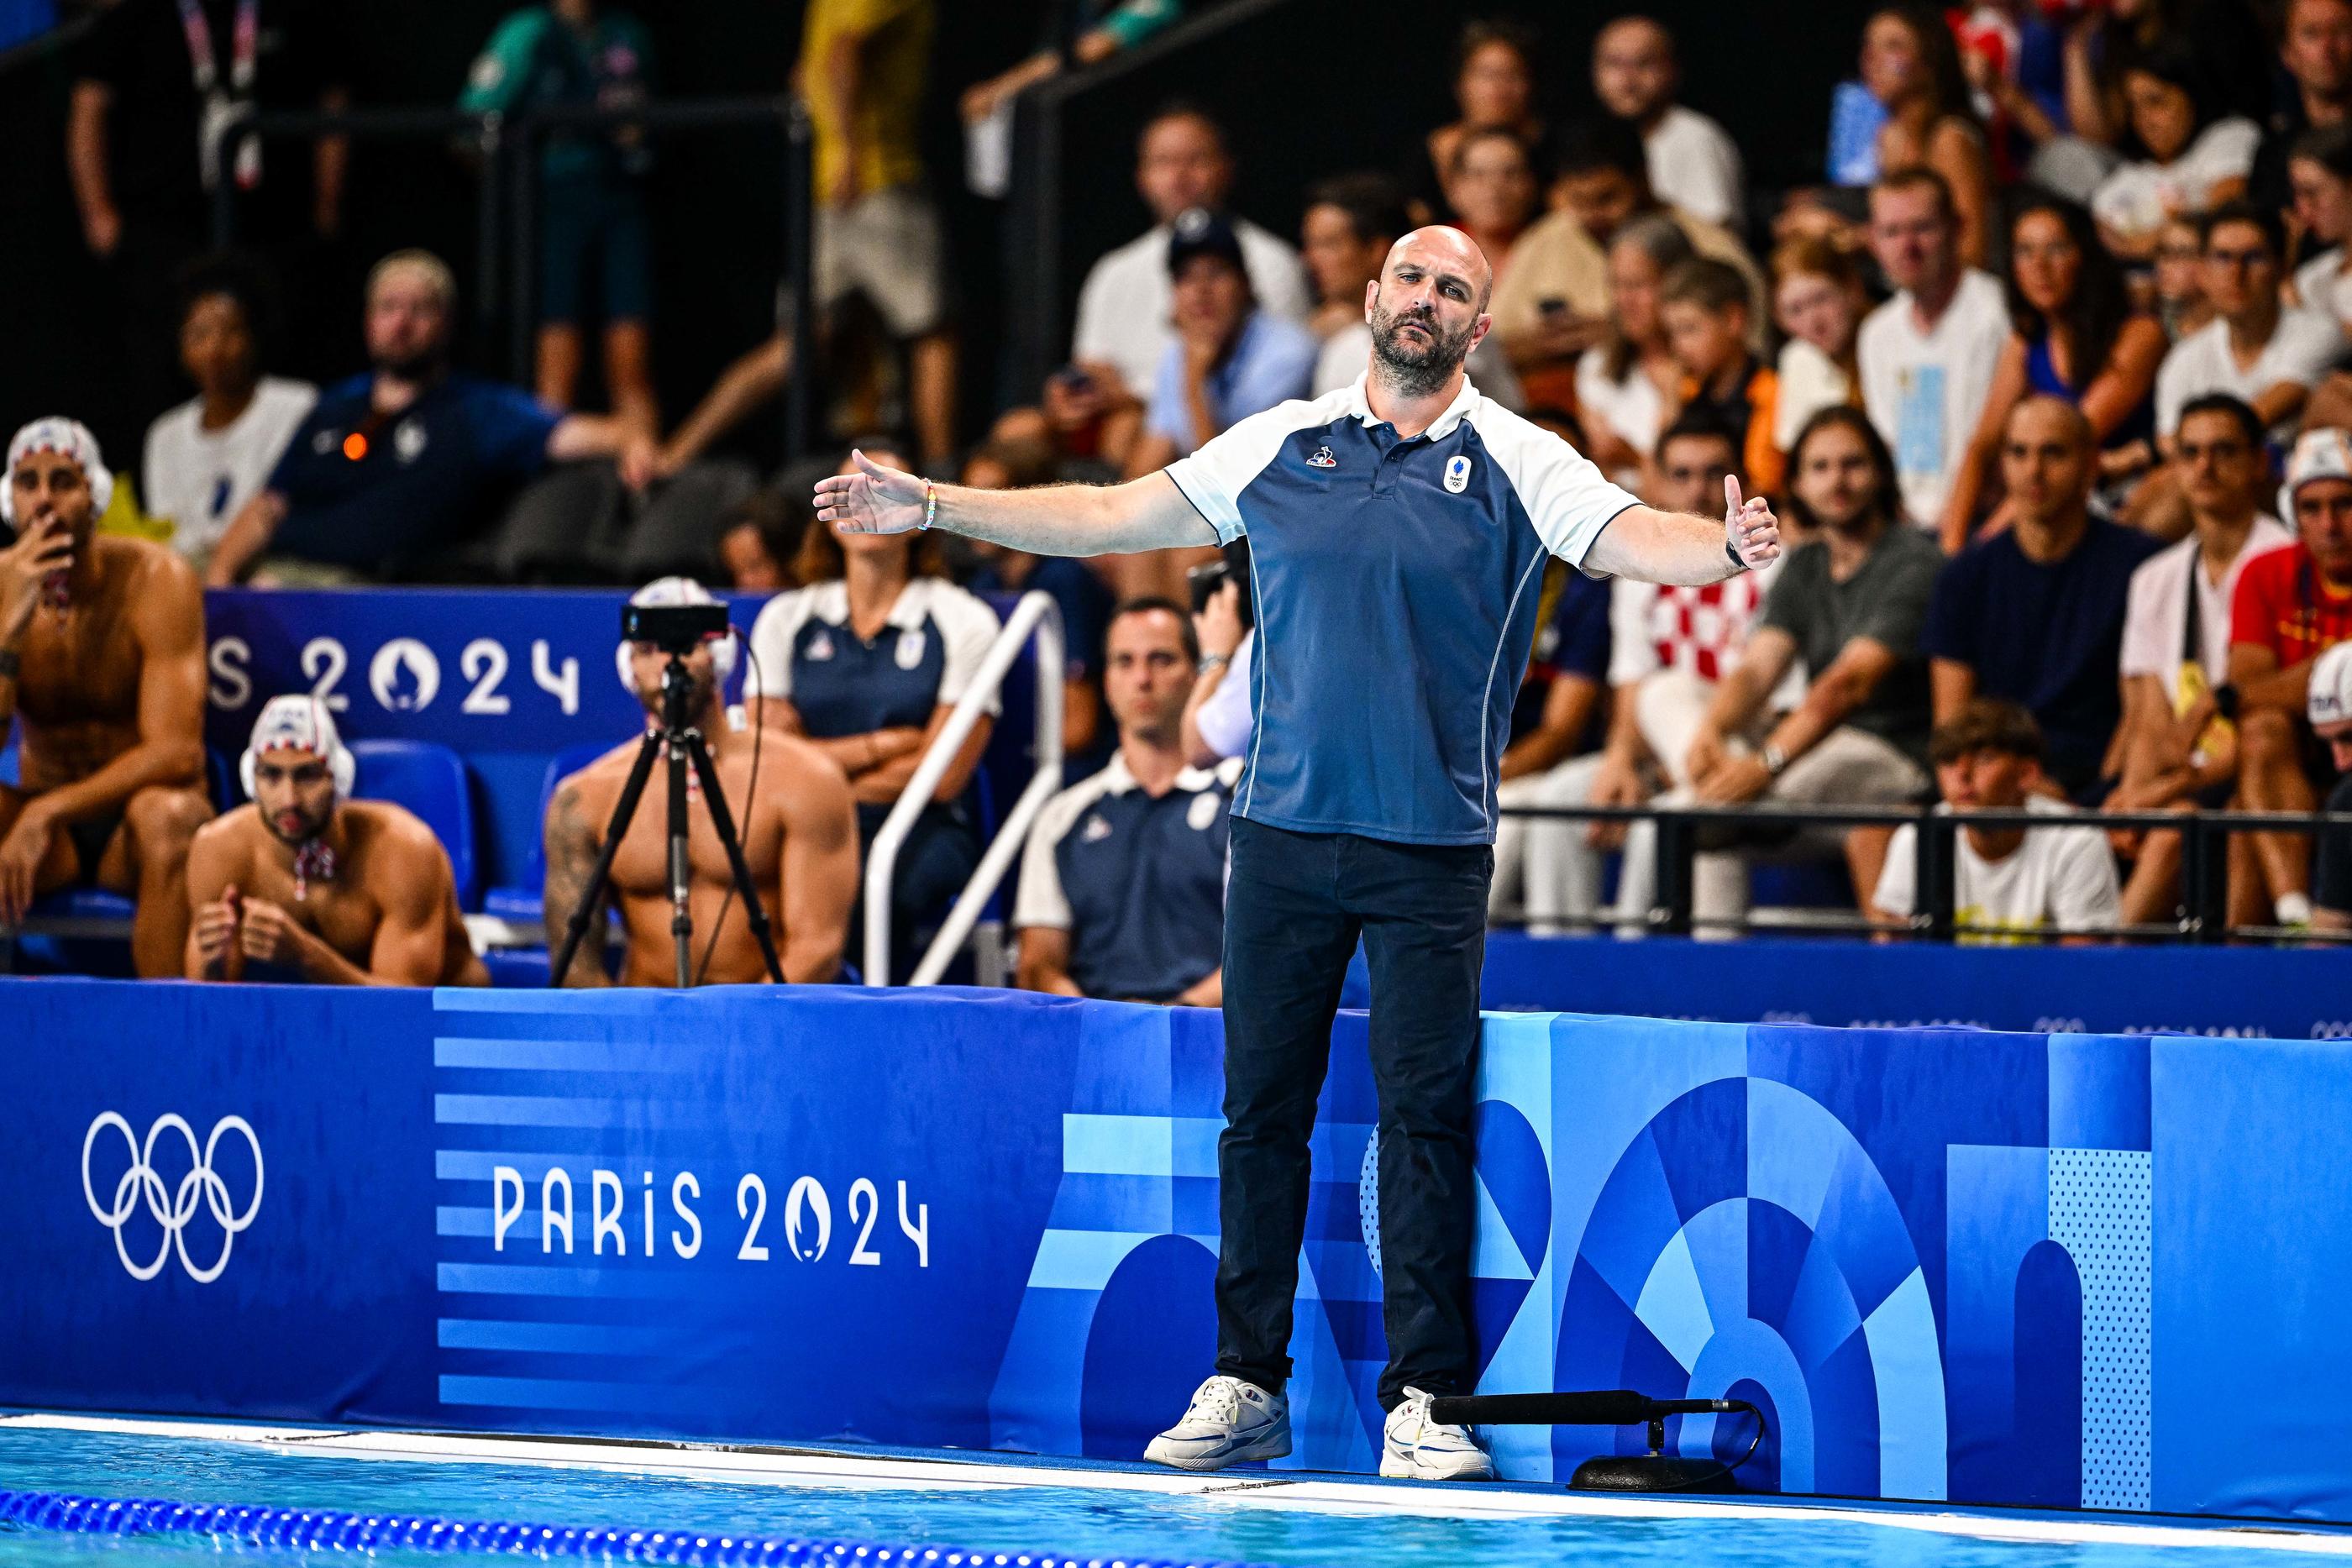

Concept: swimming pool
[[3, 1415, 2347, 1568]]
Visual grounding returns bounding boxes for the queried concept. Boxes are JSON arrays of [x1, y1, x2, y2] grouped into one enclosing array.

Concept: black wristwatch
[[1725, 539, 1750, 573], [2212, 682, 2241, 721]]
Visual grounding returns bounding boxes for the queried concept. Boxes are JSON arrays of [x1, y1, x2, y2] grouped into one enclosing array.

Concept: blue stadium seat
[[482, 740, 614, 925], [349, 739, 480, 910]]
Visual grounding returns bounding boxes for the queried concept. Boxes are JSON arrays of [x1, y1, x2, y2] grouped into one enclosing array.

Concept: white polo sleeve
[[929, 583, 1004, 716], [1475, 405, 1643, 569], [1014, 777, 1100, 932], [1193, 630, 1255, 760], [1164, 400, 1322, 544], [743, 588, 815, 701]]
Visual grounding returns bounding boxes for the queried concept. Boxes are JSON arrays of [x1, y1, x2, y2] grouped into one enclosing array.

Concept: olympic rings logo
[[81, 1113, 265, 1283]]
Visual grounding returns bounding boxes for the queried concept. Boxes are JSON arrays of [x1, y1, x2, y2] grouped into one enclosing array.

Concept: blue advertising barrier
[[5, 978, 2350, 1522]]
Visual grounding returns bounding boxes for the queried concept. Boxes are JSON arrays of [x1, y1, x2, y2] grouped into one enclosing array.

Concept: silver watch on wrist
[[1199, 653, 1231, 675], [1761, 741, 1788, 776]]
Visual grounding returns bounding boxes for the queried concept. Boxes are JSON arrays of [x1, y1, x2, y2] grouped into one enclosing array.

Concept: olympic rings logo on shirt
[[81, 1112, 265, 1284]]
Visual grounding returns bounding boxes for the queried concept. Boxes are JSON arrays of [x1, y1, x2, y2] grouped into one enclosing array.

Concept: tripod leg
[[687, 732, 786, 983], [550, 731, 663, 985], [668, 728, 693, 989]]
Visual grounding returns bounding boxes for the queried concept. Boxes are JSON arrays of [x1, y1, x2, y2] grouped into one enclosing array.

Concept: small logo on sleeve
[[1306, 445, 1337, 469], [1444, 454, 1473, 494]]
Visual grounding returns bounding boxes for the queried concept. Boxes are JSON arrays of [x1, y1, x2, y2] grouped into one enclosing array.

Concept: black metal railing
[[1496, 800, 2352, 946], [207, 96, 815, 461]]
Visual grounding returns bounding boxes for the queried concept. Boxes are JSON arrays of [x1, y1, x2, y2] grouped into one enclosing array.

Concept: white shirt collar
[[807, 577, 935, 632], [1342, 371, 1483, 441], [1098, 751, 1220, 797]]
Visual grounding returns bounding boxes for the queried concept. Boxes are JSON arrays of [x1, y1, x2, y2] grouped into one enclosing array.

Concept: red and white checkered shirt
[[1606, 562, 1780, 688]]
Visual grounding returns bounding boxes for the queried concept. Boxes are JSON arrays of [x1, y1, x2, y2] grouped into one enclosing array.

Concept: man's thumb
[[1724, 475, 1746, 517], [851, 448, 893, 482]]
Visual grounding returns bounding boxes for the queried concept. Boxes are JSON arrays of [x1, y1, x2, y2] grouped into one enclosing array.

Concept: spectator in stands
[[2307, 642, 2352, 931], [2109, 393, 2292, 925], [717, 488, 808, 594], [1680, 407, 1941, 915], [960, 437, 1114, 759], [1924, 396, 2160, 797], [1857, 168, 2012, 532], [1577, 215, 1693, 487], [796, 0, 957, 467], [1488, 559, 1613, 933], [1871, 699, 2123, 943], [207, 251, 651, 586], [1591, 14, 1741, 229], [1015, 599, 1232, 1004], [1770, 238, 1867, 464], [1861, 6, 1993, 267], [1416, 19, 1543, 223], [2155, 205, 2341, 449], [746, 444, 1001, 979], [2154, 216, 2213, 343], [1940, 195, 2166, 551], [958, 1, 1187, 129], [1488, 118, 1761, 411], [1661, 258, 1782, 496], [2287, 126, 2352, 330], [1515, 410, 1776, 930], [2092, 44, 2262, 263], [460, 0, 660, 446], [1071, 104, 1310, 411], [67, 0, 349, 419], [141, 254, 315, 572], [2252, 0, 2352, 219], [0, 418, 209, 978], [1123, 209, 1319, 483], [549, 579, 858, 985], [1440, 128, 1539, 294], [2165, 427, 2352, 930], [1180, 548, 1252, 768], [186, 696, 488, 986]]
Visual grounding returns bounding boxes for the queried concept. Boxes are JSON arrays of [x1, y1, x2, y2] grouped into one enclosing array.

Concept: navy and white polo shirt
[[745, 577, 1001, 737], [1015, 753, 1242, 1002], [1165, 374, 1641, 845]]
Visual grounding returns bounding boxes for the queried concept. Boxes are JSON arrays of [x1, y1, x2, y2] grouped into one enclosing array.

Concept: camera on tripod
[[622, 600, 730, 656]]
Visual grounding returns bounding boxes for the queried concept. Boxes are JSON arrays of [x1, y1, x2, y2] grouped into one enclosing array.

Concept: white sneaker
[[1379, 1387, 1494, 1481], [1143, 1375, 1292, 1471]]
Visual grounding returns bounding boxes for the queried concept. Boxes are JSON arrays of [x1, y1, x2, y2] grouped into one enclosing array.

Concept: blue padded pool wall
[[3, 978, 2349, 1523]]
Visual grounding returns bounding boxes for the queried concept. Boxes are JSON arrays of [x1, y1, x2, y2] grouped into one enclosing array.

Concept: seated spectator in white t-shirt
[[1070, 104, 1310, 405], [2154, 204, 2343, 444], [2307, 642, 2352, 933], [1575, 213, 1693, 488], [1124, 210, 1319, 478], [2108, 394, 2292, 926], [1016, 599, 1236, 1006], [2092, 46, 2262, 263], [1872, 700, 2123, 944], [1181, 551, 1253, 768], [141, 258, 315, 571], [1769, 237, 1867, 463], [1856, 168, 2012, 529], [1591, 14, 1743, 229], [2286, 124, 2352, 332]]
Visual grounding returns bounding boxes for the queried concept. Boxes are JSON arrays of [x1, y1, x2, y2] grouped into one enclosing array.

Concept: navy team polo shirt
[[1014, 753, 1241, 1001], [1166, 375, 1641, 846], [745, 577, 1002, 737]]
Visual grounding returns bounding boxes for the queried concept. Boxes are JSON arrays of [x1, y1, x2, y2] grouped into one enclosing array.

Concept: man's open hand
[[813, 449, 929, 537], [1725, 475, 1782, 570]]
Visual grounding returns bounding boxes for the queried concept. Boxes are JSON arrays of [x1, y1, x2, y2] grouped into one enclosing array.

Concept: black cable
[[1675, 1400, 1766, 1491], [692, 637, 764, 986]]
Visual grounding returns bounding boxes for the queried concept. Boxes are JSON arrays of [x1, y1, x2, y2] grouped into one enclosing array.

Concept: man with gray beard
[[815, 225, 1784, 1481]]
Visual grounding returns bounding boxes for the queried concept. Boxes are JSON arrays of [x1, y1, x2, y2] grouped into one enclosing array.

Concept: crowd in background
[[10, 0, 2352, 994]]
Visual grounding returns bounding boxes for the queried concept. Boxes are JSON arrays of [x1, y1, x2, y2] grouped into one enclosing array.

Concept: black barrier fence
[[1496, 800, 2352, 946], [207, 97, 815, 464]]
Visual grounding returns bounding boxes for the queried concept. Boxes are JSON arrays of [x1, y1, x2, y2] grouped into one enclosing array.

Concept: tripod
[[549, 653, 784, 987]]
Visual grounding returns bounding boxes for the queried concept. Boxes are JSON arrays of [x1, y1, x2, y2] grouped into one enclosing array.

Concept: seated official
[[748, 447, 1001, 980], [0, 419, 210, 977], [1016, 599, 1236, 1005], [549, 579, 858, 987], [1872, 700, 2122, 946], [205, 250, 649, 586], [186, 698, 487, 986]]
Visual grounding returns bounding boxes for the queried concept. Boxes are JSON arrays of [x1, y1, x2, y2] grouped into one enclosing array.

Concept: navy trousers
[[1214, 816, 1489, 1412]]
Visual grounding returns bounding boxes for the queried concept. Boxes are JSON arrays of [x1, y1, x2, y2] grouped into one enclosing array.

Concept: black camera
[[1185, 540, 1255, 630], [621, 600, 730, 655]]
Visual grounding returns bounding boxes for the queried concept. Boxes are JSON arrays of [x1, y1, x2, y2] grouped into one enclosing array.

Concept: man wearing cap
[[816, 224, 1783, 1481], [184, 696, 488, 986], [0, 417, 211, 978], [545, 578, 859, 987], [2307, 642, 2352, 932], [2173, 426, 2352, 928]]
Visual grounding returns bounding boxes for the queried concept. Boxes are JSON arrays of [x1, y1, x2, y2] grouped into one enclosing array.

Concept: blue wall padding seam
[[0, 1489, 1264, 1568]]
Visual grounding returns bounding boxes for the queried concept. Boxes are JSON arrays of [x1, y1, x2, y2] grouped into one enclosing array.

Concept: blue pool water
[[0, 1425, 2331, 1568]]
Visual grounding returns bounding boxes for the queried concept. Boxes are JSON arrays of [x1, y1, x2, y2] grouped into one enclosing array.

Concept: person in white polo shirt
[[1590, 14, 1742, 229], [2154, 203, 2343, 443]]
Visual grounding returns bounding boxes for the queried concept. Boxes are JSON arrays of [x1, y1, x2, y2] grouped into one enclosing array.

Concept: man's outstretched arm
[[1583, 475, 1782, 586], [815, 450, 1217, 557]]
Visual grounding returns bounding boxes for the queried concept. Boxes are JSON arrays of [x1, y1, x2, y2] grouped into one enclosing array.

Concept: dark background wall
[[1, 0, 1881, 474]]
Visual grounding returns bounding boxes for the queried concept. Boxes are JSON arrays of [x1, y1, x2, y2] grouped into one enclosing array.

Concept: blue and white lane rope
[[0, 1489, 1261, 1568]]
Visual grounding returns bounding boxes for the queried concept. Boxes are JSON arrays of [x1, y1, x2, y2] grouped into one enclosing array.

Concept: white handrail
[[863, 590, 1063, 984]]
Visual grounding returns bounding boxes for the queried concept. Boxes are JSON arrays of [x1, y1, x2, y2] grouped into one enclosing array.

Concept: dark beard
[[372, 347, 449, 383], [1368, 306, 1473, 397]]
